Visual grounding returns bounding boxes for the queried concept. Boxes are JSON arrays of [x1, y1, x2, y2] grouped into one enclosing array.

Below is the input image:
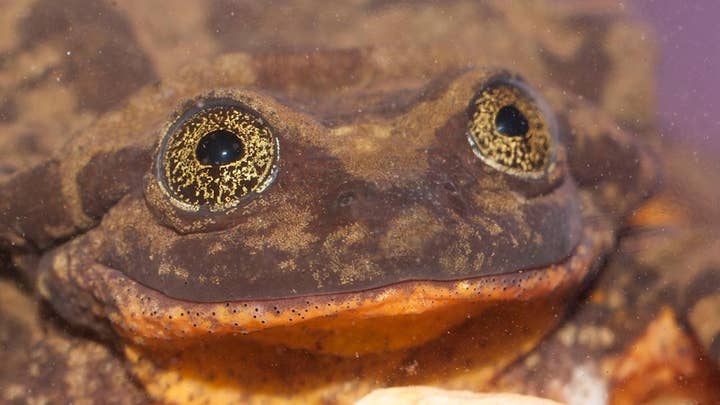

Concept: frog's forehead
[[199, 0, 654, 128], [74, 66, 581, 302]]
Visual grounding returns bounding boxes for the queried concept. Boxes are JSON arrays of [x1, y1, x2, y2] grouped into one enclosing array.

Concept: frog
[[1, 0, 713, 404]]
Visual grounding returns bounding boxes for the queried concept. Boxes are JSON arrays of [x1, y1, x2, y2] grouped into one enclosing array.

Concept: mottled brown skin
[[491, 141, 720, 404], [0, 1, 703, 404], [0, 275, 150, 404]]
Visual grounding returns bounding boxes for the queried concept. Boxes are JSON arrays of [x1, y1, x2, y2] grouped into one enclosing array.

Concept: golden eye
[[466, 79, 552, 176], [159, 99, 278, 210]]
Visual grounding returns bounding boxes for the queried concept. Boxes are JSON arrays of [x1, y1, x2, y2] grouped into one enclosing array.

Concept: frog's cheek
[[546, 91, 659, 222]]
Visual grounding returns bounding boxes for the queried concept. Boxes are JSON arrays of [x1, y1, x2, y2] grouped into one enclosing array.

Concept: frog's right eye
[[157, 98, 279, 211], [466, 77, 555, 178]]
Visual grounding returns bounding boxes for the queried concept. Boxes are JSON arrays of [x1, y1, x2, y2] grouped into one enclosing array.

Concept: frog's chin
[[41, 206, 614, 357]]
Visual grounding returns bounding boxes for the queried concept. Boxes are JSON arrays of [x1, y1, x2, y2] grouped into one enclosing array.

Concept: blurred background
[[635, 0, 720, 153]]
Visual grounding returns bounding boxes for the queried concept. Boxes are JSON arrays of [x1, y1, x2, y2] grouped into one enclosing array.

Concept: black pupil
[[195, 130, 244, 165], [495, 105, 530, 137]]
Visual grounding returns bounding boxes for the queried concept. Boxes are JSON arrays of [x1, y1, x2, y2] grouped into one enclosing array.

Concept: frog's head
[[0, 51, 655, 361], [0, 47, 658, 401]]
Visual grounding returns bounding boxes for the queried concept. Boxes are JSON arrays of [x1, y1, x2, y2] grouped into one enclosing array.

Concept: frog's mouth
[[39, 194, 614, 357]]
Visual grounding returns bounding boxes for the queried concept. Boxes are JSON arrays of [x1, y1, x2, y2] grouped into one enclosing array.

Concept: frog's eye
[[466, 78, 553, 177], [158, 99, 279, 210]]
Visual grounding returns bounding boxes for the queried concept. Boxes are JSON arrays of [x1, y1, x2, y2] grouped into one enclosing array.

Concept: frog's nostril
[[328, 182, 376, 217], [195, 129, 245, 166], [443, 181, 458, 194], [336, 191, 356, 207]]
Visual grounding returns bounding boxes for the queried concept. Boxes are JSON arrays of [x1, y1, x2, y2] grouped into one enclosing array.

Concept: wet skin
[[0, 1, 663, 403]]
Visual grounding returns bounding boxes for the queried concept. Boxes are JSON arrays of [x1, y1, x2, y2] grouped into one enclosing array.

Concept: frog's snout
[[326, 178, 469, 226]]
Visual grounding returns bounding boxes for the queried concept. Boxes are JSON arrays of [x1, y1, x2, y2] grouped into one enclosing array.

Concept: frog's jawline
[[86, 208, 610, 344], [120, 245, 586, 305]]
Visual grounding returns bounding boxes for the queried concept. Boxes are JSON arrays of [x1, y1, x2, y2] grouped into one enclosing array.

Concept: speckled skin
[[492, 143, 720, 404], [2, 1, 712, 404]]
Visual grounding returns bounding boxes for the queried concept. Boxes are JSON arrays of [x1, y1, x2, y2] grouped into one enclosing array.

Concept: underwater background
[[636, 0, 720, 154]]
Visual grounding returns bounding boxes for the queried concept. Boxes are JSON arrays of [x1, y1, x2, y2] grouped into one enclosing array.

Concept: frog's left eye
[[466, 78, 553, 177], [158, 99, 279, 211]]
